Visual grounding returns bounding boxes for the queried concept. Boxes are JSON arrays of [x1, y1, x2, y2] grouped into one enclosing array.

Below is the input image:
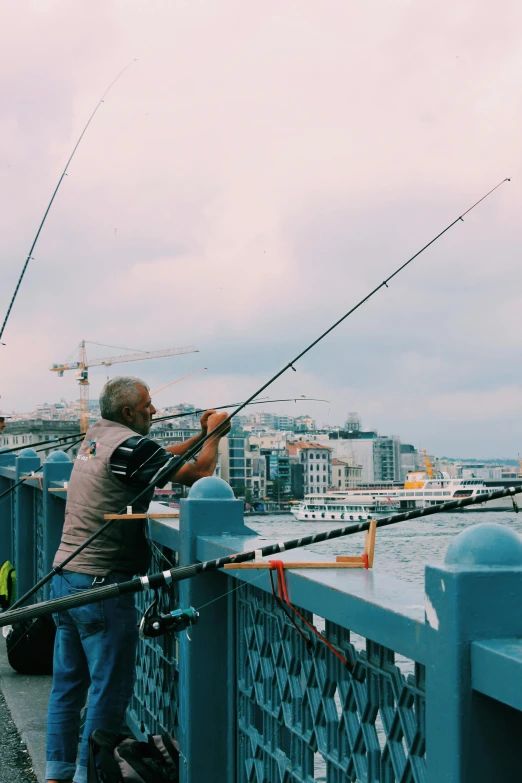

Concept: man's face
[[0, 418, 5, 435], [122, 385, 156, 436]]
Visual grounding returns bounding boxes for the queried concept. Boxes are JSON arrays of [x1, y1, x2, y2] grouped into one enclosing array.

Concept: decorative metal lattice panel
[[11, 485, 17, 568], [129, 544, 180, 739], [35, 489, 45, 601], [236, 584, 425, 783]]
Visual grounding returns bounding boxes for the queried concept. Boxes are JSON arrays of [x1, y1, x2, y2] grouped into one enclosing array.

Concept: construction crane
[[51, 340, 199, 433], [421, 449, 434, 478]]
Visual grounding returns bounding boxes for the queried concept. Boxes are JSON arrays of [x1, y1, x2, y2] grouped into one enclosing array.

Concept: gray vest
[[53, 418, 155, 576]]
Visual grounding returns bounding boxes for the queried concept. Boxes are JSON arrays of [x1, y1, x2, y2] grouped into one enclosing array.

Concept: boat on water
[[336, 471, 513, 512], [290, 495, 380, 522], [291, 470, 515, 521]]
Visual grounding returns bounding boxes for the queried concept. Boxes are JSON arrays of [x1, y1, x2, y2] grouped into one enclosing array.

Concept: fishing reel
[[139, 591, 199, 639]]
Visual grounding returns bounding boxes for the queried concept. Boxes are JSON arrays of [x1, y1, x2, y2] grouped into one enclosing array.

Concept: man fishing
[[46, 376, 230, 783]]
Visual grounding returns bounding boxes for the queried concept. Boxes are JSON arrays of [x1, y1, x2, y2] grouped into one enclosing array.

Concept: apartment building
[[1, 419, 81, 460], [218, 435, 266, 499], [287, 441, 332, 495], [331, 457, 363, 489]]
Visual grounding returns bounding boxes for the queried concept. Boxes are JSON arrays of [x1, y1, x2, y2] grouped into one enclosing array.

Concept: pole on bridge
[[425, 523, 522, 783]]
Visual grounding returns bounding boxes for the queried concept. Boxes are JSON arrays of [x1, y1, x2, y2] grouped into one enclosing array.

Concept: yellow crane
[[51, 340, 199, 432], [421, 449, 434, 478]]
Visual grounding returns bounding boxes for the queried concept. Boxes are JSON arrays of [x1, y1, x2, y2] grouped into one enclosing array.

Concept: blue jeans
[[45, 571, 138, 783]]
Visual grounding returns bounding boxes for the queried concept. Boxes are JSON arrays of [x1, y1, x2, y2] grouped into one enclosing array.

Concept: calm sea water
[[247, 509, 522, 586]]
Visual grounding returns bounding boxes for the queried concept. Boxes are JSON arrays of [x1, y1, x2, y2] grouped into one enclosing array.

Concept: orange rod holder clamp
[[224, 518, 377, 571]]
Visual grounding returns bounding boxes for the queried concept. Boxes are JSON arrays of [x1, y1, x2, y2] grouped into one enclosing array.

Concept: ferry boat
[[336, 471, 509, 512], [290, 495, 381, 522], [291, 471, 511, 521]]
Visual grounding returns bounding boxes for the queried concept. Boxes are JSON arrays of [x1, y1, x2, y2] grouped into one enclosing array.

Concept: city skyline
[[2, 395, 520, 463]]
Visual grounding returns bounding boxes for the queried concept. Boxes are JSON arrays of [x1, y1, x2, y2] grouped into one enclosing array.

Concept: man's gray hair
[[99, 376, 149, 421]]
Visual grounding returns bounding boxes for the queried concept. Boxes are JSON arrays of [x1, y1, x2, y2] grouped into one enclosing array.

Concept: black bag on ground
[[88, 729, 180, 783], [5, 615, 56, 675]]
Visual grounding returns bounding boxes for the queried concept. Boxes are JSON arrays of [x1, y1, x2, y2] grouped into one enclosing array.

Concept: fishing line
[[0, 397, 325, 454], [0, 474, 35, 502], [147, 533, 176, 570], [0, 59, 137, 344], [195, 570, 268, 612], [0, 436, 84, 503], [152, 397, 330, 424], [151, 367, 208, 396], [0, 432, 83, 455], [5, 179, 509, 610], [23, 434, 83, 458]]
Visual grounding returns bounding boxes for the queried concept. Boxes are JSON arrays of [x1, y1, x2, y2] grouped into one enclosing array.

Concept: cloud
[[1, 0, 522, 457]]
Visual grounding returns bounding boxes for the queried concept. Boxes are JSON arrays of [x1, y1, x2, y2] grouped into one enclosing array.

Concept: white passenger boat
[[290, 494, 378, 522], [290, 472, 513, 521], [337, 472, 509, 511]]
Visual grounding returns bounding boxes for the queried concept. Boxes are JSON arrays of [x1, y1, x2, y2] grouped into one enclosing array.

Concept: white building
[[330, 439, 375, 482], [248, 435, 288, 451], [329, 435, 402, 484], [295, 416, 316, 432], [275, 415, 295, 430], [461, 464, 503, 481], [331, 457, 363, 489], [249, 412, 277, 428], [287, 441, 332, 495]]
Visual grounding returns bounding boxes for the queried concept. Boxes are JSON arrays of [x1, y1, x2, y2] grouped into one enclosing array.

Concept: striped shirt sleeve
[[110, 436, 177, 488]]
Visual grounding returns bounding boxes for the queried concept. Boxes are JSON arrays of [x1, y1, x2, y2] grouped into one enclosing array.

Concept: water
[[247, 509, 522, 586]]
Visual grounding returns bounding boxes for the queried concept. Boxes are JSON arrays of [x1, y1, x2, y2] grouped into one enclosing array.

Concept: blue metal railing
[[2, 450, 522, 782]]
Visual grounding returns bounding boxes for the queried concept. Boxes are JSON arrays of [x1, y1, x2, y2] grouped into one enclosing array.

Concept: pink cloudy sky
[[1, 0, 521, 457]]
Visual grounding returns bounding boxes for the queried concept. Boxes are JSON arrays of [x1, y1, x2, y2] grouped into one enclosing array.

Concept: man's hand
[[171, 410, 231, 486], [199, 410, 216, 436], [206, 411, 231, 439]]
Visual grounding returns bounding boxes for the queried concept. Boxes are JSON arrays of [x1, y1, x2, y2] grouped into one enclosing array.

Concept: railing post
[[42, 452, 72, 599], [425, 522, 522, 783], [14, 449, 41, 603], [0, 449, 16, 567], [177, 477, 255, 783]]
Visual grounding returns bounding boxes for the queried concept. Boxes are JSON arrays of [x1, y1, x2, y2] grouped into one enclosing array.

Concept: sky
[[1, 0, 522, 458]]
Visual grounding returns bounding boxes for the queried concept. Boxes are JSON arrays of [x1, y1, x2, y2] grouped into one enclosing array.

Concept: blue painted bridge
[[2, 448, 522, 782]]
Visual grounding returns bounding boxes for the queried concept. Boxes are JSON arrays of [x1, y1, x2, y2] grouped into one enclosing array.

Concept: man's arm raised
[[167, 411, 231, 486], [163, 409, 215, 459]]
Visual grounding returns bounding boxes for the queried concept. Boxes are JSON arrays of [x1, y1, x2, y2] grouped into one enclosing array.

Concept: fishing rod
[[151, 397, 330, 424], [1, 484, 520, 628], [0, 397, 325, 455], [147, 178, 511, 457], [6, 178, 510, 610], [0, 396, 325, 457], [0, 431, 83, 455], [0, 436, 85, 503], [0, 60, 136, 345]]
